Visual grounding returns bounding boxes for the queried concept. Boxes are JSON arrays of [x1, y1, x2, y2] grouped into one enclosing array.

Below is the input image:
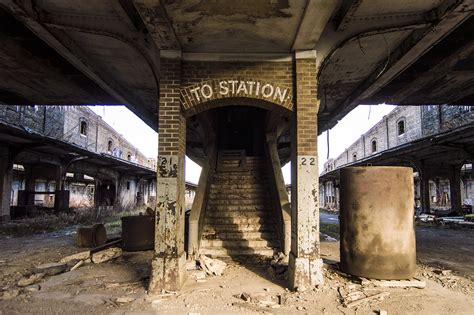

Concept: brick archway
[[182, 97, 292, 118], [180, 79, 293, 117]]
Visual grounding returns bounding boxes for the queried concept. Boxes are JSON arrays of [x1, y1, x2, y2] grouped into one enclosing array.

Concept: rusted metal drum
[[76, 223, 107, 248], [340, 167, 416, 280], [121, 215, 155, 251]]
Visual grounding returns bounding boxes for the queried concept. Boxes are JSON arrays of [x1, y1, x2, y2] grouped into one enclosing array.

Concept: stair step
[[207, 199, 269, 206], [199, 247, 276, 257], [205, 210, 270, 218], [202, 231, 277, 240], [203, 223, 275, 232], [201, 238, 279, 248], [204, 217, 268, 225], [207, 205, 269, 211], [210, 184, 269, 189], [208, 193, 270, 200]]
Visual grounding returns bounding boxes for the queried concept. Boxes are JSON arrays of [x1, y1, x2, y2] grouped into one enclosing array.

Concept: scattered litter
[[91, 247, 122, 264], [198, 255, 227, 276], [70, 260, 85, 271]]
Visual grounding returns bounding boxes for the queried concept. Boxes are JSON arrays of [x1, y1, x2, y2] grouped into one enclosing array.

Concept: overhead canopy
[[0, 0, 472, 133]]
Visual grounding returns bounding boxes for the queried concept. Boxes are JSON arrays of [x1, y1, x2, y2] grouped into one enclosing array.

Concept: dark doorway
[[215, 106, 266, 156]]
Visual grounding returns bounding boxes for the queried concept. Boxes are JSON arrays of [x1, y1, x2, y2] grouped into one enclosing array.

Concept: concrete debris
[[433, 269, 451, 276], [198, 255, 227, 276], [116, 296, 135, 303], [192, 270, 207, 281], [34, 262, 68, 276], [379, 309, 388, 315], [366, 279, 426, 289], [59, 251, 91, 264], [267, 254, 288, 280], [25, 284, 41, 292], [239, 292, 251, 302], [17, 273, 45, 287], [91, 247, 122, 264], [186, 260, 198, 271], [1, 289, 20, 300], [344, 292, 390, 308]]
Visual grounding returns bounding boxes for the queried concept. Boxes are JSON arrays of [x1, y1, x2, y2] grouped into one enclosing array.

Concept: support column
[[0, 147, 13, 221], [417, 161, 431, 214], [149, 51, 186, 292], [449, 164, 462, 214], [54, 164, 69, 212], [289, 50, 323, 291]]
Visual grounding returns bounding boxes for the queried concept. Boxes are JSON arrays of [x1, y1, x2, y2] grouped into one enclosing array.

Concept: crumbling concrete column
[[149, 51, 186, 292], [449, 164, 462, 214], [0, 147, 13, 221], [288, 50, 323, 291]]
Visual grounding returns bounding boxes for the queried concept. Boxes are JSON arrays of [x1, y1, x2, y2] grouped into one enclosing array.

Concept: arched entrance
[[184, 98, 292, 263]]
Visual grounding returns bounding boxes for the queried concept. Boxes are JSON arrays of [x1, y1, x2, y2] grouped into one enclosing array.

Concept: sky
[[89, 104, 396, 184]]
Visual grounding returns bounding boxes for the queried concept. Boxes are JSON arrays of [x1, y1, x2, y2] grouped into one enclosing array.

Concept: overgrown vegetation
[[320, 223, 340, 240]]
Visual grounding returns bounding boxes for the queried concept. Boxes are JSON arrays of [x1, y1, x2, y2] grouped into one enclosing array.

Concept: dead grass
[[0, 205, 148, 237]]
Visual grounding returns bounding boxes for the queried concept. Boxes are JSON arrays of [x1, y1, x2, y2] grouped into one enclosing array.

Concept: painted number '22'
[[301, 158, 315, 166]]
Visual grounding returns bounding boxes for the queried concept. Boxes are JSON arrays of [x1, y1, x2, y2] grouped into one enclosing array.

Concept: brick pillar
[[288, 50, 323, 291], [0, 147, 12, 221], [149, 51, 187, 292]]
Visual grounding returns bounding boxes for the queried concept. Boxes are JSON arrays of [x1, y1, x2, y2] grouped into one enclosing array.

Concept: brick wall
[[0, 105, 65, 137], [422, 105, 474, 136], [179, 60, 294, 116], [325, 105, 425, 172]]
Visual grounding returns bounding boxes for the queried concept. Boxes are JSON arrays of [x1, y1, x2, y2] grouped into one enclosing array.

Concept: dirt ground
[[0, 225, 473, 315]]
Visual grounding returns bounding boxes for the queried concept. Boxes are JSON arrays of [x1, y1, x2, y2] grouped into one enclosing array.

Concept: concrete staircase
[[200, 156, 280, 258]]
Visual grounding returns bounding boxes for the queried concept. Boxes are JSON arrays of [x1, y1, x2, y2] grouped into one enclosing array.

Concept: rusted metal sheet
[[121, 215, 155, 251]]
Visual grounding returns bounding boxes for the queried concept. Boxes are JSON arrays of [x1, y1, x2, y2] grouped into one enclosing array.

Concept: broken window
[[371, 139, 377, 153], [127, 153, 132, 161], [126, 181, 131, 190], [352, 153, 357, 161], [397, 119, 406, 136], [107, 140, 113, 152], [80, 120, 88, 136]]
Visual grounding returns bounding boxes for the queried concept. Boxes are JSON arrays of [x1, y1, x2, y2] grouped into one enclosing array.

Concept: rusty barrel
[[76, 223, 107, 248], [121, 215, 155, 251], [340, 166, 416, 279]]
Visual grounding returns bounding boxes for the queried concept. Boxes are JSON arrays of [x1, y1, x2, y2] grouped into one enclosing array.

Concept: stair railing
[[265, 133, 291, 255], [188, 142, 217, 259]]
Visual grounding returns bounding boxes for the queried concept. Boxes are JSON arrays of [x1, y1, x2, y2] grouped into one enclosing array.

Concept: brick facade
[[0, 105, 154, 169], [326, 105, 473, 172]]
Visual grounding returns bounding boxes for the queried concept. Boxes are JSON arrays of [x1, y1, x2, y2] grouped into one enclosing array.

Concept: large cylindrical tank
[[340, 166, 416, 279]]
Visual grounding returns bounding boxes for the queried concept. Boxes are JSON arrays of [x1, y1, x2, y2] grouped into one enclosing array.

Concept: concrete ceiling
[[0, 0, 472, 137]]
